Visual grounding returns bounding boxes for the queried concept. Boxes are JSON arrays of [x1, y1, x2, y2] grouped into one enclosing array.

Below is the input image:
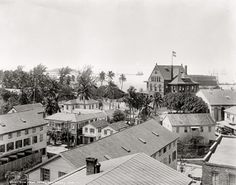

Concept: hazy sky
[[0, 0, 235, 90]]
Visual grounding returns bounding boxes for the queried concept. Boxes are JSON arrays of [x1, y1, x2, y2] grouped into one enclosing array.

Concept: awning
[[0, 157, 9, 162]]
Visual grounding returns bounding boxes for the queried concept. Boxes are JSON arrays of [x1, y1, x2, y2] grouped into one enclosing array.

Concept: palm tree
[[104, 81, 119, 109], [44, 94, 61, 116], [98, 71, 106, 86], [152, 92, 163, 115], [107, 71, 115, 82], [119, 74, 127, 90], [140, 95, 153, 121]]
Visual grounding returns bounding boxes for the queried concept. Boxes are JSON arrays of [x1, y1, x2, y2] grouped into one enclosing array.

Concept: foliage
[[107, 71, 115, 81], [152, 92, 163, 115], [98, 71, 106, 86], [163, 92, 209, 113], [112, 109, 126, 122], [44, 95, 61, 116], [5, 171, 27, 185], [58, 66, 72, 85], [119, 74, 126, 90]]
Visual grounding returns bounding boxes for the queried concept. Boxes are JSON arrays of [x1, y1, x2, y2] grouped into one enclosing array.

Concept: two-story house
[[145, 63, 185, 96], [0, 109, 48, 180], [26, 119, 179, 184], [162, 113, 216, 144]]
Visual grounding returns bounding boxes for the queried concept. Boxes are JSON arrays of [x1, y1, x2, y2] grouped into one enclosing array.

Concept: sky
[[0, 0, 235, 90]]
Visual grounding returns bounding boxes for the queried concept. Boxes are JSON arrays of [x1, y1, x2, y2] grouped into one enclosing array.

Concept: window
[[8, 133, 12, 139], [0, 144, 5, 153], [159, 84, 162, 92], [98, 128, 101, 133], [58, 172, 66, 178], [227, 113, 230, 119], [40, 148, 46, 155], [40, 168, 50, 181], [90, 128, 95, 133], [104, 130, 107, 135], [212, 172, 219, 185], [40, 134, 43, 142], [200, 126, 204, 132], [159, 150, 162, 157], [32, 136, 38, 144], [169, 143, 171, 150], [150, 84, 153, 91], [163, 157, 167, 164], [85, 127, 88, 133], [208, 126, 212, 132], [169, 155, 171, 164], [0, 135, 3, 141], [66, 105, 68, 110], [176, 127, 179, 133], [40, 126, 43, 131], [7, 142, 14, 151], [25, 129, 29, 135], [24, 138, 30, 146], [15, 140, 22, 149], [163, 147, 166, 153], [184, 127, 188, 133], [173, 140, 176, 147], [154, 84, 157, 92], [32, 128, 36, 133], [229, 174, 236, 185], [17, 131, 21, 137], [172, 151, 176, 161]]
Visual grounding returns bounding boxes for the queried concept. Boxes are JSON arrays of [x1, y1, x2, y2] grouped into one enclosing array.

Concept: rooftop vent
[[226, 96, 231, 100], [121, 146, 131, 153], [0, 123, 6, 127], [138, 138, 146, 144], [152, 131, 159, 137], [104, 155, 112, 160], [20, 118, 26, 123]]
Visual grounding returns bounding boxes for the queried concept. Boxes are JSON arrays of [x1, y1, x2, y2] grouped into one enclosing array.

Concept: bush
[[112, 109, 126, 122]]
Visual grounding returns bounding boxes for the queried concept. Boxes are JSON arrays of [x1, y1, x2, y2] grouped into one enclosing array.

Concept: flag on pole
[[172, 51, 176, 57]]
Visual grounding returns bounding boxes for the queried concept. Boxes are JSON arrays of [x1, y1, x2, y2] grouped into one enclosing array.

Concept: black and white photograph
[[0, 0, 236, 184]]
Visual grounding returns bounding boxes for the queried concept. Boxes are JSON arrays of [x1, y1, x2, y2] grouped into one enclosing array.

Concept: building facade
[[162, 113, 216, 144]]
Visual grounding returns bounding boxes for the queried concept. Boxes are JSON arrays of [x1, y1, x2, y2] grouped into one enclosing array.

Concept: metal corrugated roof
[[166, 113, 216, 127], [51, 153, 192, 185], [188, 75, 218, 87], [12, 103, 44, 112], [60, 119, 179, 169]]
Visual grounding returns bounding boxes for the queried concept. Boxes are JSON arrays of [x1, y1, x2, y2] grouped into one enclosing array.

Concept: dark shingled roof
[[166, 113, 216, 127], [169, 73, 199, 85], [89, 120, 109, 129], [51, 153, 192, 185], [12, 103, 43, 112], [188, 75, 219, 87], [60, 119, 178, 169], [156, 65, 184, 80]]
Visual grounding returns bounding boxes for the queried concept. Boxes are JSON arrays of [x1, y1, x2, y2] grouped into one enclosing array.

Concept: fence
[[0, 152, 42, 180]]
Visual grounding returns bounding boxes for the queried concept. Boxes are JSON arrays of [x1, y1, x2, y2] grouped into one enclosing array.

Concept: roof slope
[[45, 112, 106, 122], [200, 89, 236, 105], [157, 65, 184, 80], [12, 103, 43, 112], [224, 106, 236, 115], [60, 119, 179, 168], [167, 113, 216, 127], [108, 121, 130, 131], [64, 98, 98, 105], [51, 153, 192, 185], [89, 120, 109, 129], [188, 75, 218, 87], [169, 73, 199, 85], [0, 109, 47, 134]]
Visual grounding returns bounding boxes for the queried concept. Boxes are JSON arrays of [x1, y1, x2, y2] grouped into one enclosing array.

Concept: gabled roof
[[156, 65, 184, 80], [108, 121, 130, 131], [188, 75, 219, 87], [50, 153, 192, 185], [59, 119, 178, 169], [169, 73, 199, 85], [89, 120, 109, 129], [224, 106, 236, 115], [64, 98, 98, 105], [0, 109, 47, 135], [11, 103, 43, 112], [166, 113, 216, 127], [199, 89, 236, 105], [45, 112, 107, 123]]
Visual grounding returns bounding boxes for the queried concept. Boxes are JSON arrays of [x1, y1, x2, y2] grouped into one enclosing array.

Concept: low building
[[196, 89, 236, 122], [63, 98, 100, 113], [105, 121, 130, 132], [8, 103, 44, 114], [50, 153, 193, 185], [188, 75, 219, 89], [217, 106, 236, 135], [46, 112, 107, 145], [0, 110, 48, 180], [27, 119, 179, 183], [202, 135, 236, 185], [162, 113, 216, 144]]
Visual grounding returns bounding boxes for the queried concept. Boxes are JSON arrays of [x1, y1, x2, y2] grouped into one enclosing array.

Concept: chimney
[[184, 65, 187, 75], [86, 157, 101, 175]]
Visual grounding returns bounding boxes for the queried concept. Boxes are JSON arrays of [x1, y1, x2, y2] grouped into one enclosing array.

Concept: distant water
[[219, 84, 236, 90]]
